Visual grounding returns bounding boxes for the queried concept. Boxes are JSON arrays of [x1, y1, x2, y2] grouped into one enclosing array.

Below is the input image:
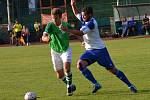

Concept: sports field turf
[[0, 37, 150, 100]]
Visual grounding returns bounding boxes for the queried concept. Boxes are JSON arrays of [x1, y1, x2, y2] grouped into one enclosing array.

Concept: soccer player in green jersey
[[42, 8, 76, 96]]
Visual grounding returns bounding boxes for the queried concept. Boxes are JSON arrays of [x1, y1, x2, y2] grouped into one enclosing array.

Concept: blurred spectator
[[22, 25, 30, 46], [142, 14, 150, 35], [7, 23, 14, 44], [128, 17, 136, 36], [20, 34, 25, 46], [121, 17, 128, 37], [13, 20, 22, 46], [34, 21, 42, 42], [34, 21, 40, 32]]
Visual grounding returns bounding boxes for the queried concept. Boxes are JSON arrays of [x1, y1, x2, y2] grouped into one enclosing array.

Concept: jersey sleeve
[[80, 25, 90, 34], [44, 23, 52, 35], [80, 20, 95, 34], [87, 21, 95, 30]]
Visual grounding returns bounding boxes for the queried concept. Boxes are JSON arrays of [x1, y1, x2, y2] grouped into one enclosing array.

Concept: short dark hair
[[82, 6, 93, 15], [51, 8, 62, 16]]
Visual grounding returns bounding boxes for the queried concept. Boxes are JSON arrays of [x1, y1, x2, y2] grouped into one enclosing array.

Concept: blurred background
[[0, 0, 150, 44]]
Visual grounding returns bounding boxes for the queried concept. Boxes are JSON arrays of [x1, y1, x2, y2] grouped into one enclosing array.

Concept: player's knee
[[108, 67, 118, 75], [77, 60, 87, 71], [57, 74, 64, 79], [56, 71, 64, 79], [77, 61, 82, 70]]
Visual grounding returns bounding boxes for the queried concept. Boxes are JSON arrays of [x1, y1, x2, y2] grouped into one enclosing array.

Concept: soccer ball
[[24, 92, 37, 100]]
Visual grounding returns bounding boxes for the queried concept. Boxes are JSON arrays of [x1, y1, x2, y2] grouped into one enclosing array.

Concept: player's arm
[[71, 0, 79, 16], [61, 26, 83, 36], [67, 29, 84, 36], [42, 32, 50, 42], [71, 23, 94, 36], [65, 22, 94, 36], [13, 24, 16, 29]]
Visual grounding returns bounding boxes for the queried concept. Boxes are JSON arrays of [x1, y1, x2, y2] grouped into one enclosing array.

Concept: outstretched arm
[[68, 29, 84, 36], [71, 0, 79, 16]]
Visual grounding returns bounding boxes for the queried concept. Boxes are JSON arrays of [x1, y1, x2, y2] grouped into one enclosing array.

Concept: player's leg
[[15, 32, 19, 46], [54, 65, 75, 94], [51, 49, 65, 81], [63, 62, 76, 96], [51, 49, 76, 96], [146, 25, 150, 35], [63, 62, 72, 86], [8, 30, 12, 44], [61, 48, 76, 96], [108, 67, 137, 93], [77, 50, 101, 93], [26, 34, 30, 46], [77, 60, 98, 85], [17, 31, 22, 46], [51, 55, 70, 93], [97, 47, 137, 93], [54, 65, 76, 96], [142, 26, 146, 35], [56, 69, 65, 80], [61, 48, 73, 86]]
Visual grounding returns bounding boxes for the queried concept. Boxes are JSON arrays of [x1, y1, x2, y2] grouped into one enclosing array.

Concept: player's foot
[[67, 84, 76, 96], [92, 83, 101, 93], [128, 84, 137, 93]]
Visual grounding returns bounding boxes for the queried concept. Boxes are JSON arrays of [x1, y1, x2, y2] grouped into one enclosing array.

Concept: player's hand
[[42, 32, 50, 43], [42, 36, 49, 42], [71, 0, 76, 6], [81, 42, 85, 46], [60, 26, 68, 32]]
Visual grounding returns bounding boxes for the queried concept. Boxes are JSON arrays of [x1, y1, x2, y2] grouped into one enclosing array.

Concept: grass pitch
[[0, 37, 150, 100]]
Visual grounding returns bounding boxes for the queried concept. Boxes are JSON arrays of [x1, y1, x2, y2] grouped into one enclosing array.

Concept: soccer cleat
[[92, 83, 101, 93], [67, 84, 76, 96], [128, 84, 137, 93]]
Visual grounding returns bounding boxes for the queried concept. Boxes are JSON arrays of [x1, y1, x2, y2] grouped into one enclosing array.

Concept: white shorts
[[51, 47, 72, 71]]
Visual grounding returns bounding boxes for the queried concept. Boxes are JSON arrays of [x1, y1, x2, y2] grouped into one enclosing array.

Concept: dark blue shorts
[[80, 47, 115, 69]]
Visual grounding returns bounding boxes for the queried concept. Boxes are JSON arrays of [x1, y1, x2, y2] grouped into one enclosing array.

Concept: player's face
[[82, 12, 91, 22], [52, 14, 61, 22], [15, 21, 18, 24]]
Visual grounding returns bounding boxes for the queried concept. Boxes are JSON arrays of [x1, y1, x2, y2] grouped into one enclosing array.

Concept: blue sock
[[116, 70, 132, 87], [80, 67, 97, 84]]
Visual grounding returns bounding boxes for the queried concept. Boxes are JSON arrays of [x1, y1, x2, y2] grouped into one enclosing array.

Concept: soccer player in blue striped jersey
[[70, 0, 137, 93]]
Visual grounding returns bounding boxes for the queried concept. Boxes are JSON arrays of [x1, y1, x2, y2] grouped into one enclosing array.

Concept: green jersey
[[44, 21, 72, 53]]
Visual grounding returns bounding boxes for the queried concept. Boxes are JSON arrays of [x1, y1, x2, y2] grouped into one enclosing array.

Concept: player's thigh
[[61, 47, 72, 64], [77, 59, 88, 69], [16, 31, 21, 39], [79, 50, 96, 67], [51, 49, 63, 71], [96, 48, 115, 70], [61, 48, 72, 72]]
